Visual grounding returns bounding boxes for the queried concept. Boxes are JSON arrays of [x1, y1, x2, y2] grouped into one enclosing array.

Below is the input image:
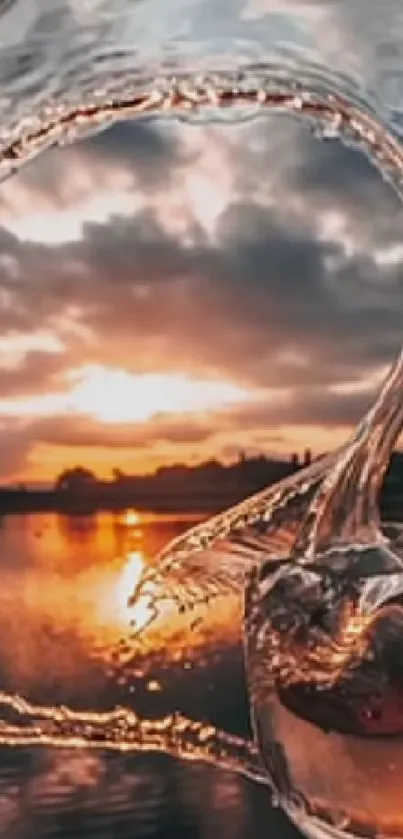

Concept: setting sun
[[0, 364, 251, 428], [124, 509, 140, 527], [67, 365, 249, 424]]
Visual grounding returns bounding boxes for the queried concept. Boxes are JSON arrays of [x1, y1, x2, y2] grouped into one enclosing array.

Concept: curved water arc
[[0, 78, 403, 773], [0, 62, 401, 191], [2, 0, 403, 135]]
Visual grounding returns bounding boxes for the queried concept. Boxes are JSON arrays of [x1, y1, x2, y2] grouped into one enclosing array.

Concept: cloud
[[0, 107, 401, 478], [83, 118, 190, 191], [2, 186, 400, 394], [0, 350, 68, 398], [58, 196, 403, 390], [0, 374, 379, 482], [25, 411, 216, 450], [0, 419, 38, 478]]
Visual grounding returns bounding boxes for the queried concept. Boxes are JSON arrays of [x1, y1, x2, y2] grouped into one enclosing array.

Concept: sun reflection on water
[[114, 549, 157, 633], [0, 510, 244, 708], [123, 509, 140, 528]]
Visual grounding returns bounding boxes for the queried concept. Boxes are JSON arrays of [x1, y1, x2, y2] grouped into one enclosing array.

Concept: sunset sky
[[0, 110, 402, 483]]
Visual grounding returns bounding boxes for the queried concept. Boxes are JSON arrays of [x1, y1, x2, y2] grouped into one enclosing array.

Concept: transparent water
[[2, 1, 403, 838]]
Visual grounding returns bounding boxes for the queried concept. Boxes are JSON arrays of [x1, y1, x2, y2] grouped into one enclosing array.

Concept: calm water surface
[[0, 510, 300, 839]]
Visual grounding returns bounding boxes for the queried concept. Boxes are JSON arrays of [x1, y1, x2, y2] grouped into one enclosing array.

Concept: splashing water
[[2, 2, 403, 838]]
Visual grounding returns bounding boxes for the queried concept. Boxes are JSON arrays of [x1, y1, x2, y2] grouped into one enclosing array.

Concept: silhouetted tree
[[55, 466, 98, 495]]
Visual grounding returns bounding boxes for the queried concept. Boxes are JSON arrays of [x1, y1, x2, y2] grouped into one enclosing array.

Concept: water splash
[[2, 70, 403, 201], [1, 4, 403, 838], [244, 348, 403, 838], [0, 691, 267, 785]]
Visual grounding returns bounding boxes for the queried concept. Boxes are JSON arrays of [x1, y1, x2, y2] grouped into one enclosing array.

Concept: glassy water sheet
[[1, 0, 403, 181], [1, 1, 403, 839]]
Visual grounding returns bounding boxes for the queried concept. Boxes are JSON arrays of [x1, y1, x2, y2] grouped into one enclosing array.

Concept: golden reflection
[[0, 511, 243, 704], [147, 679, 162, 692], [114, 549, 156, 632], [124, 509, 140, 528]]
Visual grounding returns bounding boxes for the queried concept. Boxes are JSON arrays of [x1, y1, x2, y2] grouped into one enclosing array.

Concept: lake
[[0, 510, 301, 839]]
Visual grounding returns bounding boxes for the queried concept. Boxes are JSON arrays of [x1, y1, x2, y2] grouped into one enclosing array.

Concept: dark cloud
[[72, 197, 403, 389], [288, 135, 403, 250], [0, 116, 188, 219], [83, 118, 189, 191], [0, 174, 402, 396], [225, 384, 378, 430], [230, 113, 403, 252]]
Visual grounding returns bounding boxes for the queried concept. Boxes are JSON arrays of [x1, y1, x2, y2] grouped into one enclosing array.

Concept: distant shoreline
[[1, 448, 403, 519], [0, 486, 246, 517], [0, 487, 401, 522]]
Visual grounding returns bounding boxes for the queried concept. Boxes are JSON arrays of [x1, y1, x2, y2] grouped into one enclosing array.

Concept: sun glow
[[67, 365, 249, 423], [0, 364, 250, 424], [114, 550, 155, 632], [124, 509, 140, 527]]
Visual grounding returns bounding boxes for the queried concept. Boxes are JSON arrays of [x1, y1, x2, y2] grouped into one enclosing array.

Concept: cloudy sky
[[0, 109, 401, 483]]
